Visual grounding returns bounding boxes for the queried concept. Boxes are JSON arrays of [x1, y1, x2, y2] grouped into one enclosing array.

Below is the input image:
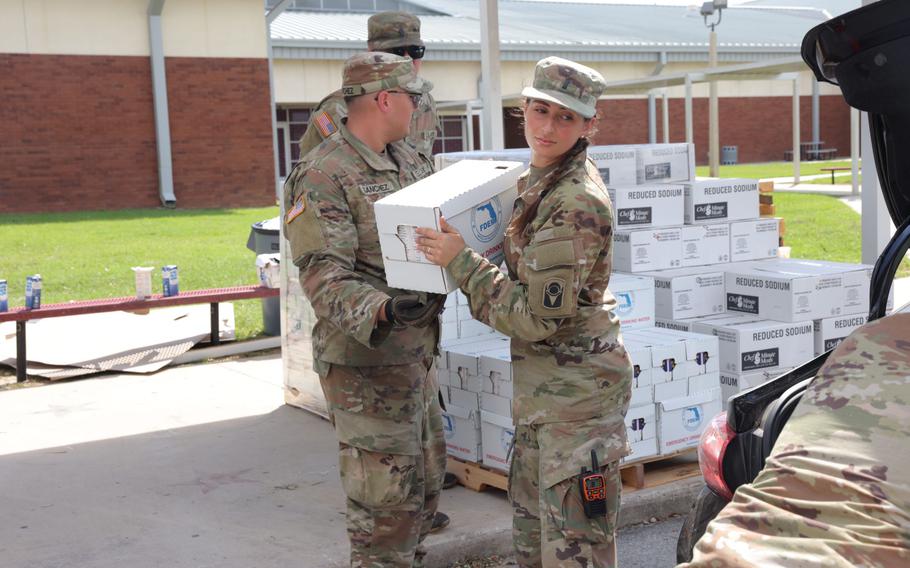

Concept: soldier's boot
[[430, 511, 450, 533]]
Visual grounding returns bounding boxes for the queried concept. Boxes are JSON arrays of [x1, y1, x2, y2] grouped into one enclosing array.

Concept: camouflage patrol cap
[[521, 57, 607, 119], [341, 52, 430, 97], [367, 11, 424, 51]]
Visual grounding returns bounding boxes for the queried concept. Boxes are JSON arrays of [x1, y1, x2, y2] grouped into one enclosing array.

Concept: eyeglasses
[[387, 45, 426, 60], [376, 90, 422, 108]]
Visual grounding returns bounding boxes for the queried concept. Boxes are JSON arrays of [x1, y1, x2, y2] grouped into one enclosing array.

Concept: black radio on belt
[[579, 449, 607, 518]]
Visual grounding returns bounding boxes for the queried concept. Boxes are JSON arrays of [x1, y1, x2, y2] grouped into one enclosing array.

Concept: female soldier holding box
[[416, 57, 633, 567]]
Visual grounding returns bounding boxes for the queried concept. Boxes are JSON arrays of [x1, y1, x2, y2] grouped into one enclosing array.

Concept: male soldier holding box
[[283, 52, 446, 567], [298, 11, 438, 161]]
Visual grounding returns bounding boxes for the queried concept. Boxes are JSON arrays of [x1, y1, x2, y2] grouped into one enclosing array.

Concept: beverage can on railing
[[162, 265, 179, 297], [25, 275, 42, 310], [0, 279, 8, 312]]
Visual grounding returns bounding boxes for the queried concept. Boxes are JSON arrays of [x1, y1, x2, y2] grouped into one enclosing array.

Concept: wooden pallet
[[447, 448, 701, 494]]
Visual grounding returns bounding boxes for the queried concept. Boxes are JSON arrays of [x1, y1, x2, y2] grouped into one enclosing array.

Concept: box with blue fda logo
[[374, 159, 524, 294], [657, 387, 722, 455]]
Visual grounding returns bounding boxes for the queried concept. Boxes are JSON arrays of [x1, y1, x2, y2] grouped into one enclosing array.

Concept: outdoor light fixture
[[700, 0, 726, 31]]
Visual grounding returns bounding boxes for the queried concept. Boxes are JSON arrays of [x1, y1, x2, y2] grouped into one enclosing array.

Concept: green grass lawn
[[0, 207, 280, 339], [806, 173, 862, 185], [695, 159, 857, 179], [774, 192, 910, 278]]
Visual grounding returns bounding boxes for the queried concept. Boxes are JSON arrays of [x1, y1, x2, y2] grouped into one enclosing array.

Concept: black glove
[[385, 294, 447, 328]]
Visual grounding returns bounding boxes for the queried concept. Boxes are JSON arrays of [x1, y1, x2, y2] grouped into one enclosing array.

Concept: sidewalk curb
[[423, 476, 704, 566]]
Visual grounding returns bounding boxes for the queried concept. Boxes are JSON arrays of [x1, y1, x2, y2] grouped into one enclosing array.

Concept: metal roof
[[271, 0, 834, 62]]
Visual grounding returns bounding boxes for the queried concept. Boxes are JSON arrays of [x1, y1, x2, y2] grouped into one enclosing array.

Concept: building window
[[433, 116, 467, 155]]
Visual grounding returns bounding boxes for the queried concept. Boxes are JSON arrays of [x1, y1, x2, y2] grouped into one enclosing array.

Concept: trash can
[[246, 217, 282, 336], [721, 145, 738, 165]]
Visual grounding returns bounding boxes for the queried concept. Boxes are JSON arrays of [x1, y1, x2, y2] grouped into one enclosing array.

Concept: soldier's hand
[[385, 294, 446, 328]]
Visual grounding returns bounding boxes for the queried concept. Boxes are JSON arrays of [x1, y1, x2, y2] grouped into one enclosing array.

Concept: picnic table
[[820, 166, 852, 184], [0, 285, 279, 382]]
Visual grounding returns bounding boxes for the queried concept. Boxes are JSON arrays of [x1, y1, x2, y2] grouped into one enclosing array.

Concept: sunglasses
[[376, 90, 422, 108], [387, 45, 426, 60]]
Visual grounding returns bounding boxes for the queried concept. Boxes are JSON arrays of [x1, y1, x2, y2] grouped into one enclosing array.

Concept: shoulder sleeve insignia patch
[[314, 111, 338, 138], [286, 196, 306, 224]]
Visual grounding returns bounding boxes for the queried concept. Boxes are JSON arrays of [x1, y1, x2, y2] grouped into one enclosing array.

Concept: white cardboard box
[[719, 368, 793, 403], [680, 223, 731, 267], [256, 253, 281, 288], [624, 328, 689, 383], [625, 403, 657, 442], [610, 273, 656, 330], [613, 227, 683, 273], [729, 218, 780, 262], [814, 314, 868, 355], [635, 143, 696, 184], [459, 319, 497, 339], [623, 340, 654, 390], [375, 160, 524, 293], [657, 388, 723, 455], [608, 185, 684, 229], [692, 315, 815, 374], [654, 379, 688, 402], [725, 259, 872, 322], [630, 385, 655, 407], [443, 403, 482, 462], [683, 179, 759, 224], [480, 391, 512, 417], [435, 149, 531, 170], [639, 326, 720, 377], [688, 372, 720, 396], [588, 146, 638, 186], [624, 437, 660, 463], [480, 410, 515, 472], [645, 267, 727, 320]]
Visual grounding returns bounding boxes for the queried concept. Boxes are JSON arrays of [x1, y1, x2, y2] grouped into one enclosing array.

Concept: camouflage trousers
[[318, 360, 447, 568], [509, 422, 622, 568]]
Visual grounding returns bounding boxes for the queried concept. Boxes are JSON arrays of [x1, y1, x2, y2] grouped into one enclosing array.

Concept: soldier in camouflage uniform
[[416, 57, 634, 567], [298, 11, 439, 162], [681, 311, 910, 567], [283, 52, 446, 567]]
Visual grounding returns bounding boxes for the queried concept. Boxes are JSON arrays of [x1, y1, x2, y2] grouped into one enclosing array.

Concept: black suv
[[677, 0, 910, 561]]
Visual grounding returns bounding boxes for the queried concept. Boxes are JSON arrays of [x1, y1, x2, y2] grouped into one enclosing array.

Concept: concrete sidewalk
[[0, 353, 700, 568]]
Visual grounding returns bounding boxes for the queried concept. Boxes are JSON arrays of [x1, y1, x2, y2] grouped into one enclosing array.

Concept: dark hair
[[506, 136, 589, 242]]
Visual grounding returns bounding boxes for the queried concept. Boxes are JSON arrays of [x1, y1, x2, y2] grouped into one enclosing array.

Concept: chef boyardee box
[[681, 223, 731, 267], [613, 227, 683, 273], [635, 143, 696, 184], [375, 160, 524, 293], [608, 185, 684, 229], [729, 218, 780, 262], [725, 259, 871, 322], [691, 315, 814, 374], [814, 314, 868, 355], [683, 179, 759, 224], [644, 267, 726, 320], [589, 145, 638, 186]]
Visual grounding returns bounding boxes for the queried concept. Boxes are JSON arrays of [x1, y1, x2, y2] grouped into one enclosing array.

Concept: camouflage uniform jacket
[[685, 312, 910, 568], [298, 88, 438, 162], [283, 123, 436, 367], [446, 151, 633, 448]]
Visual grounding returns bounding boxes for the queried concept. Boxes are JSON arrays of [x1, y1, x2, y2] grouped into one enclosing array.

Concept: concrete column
[[708, 30, 719, 177], [684, 75, 693, 145], [479, 0, 504, 150], [662, 92, 670, 144], [267, 0, 292, 199], [465, 101, 475, 152], [792, 76, 800, 184], [811, 78, 820, 145], [148, 1, 176, 207], [648, 93, 657, 144]]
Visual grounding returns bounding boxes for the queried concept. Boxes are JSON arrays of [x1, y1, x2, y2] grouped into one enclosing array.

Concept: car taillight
[[697, 411, 735, 501]]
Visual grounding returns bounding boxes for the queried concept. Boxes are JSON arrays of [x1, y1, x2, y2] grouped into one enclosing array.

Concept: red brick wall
[[504, 95, 851, 165], [0, 53, 275, 213]]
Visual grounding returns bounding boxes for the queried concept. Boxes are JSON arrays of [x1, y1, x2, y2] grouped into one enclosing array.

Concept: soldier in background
[[416, 57, 633, 567], [283, 52, 446, 567], [298, 11, 438, 162]]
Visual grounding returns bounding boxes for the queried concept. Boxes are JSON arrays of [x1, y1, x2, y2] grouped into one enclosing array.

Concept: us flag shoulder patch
[[286, 197, 306, 224], [314, 111, 337, 138]]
